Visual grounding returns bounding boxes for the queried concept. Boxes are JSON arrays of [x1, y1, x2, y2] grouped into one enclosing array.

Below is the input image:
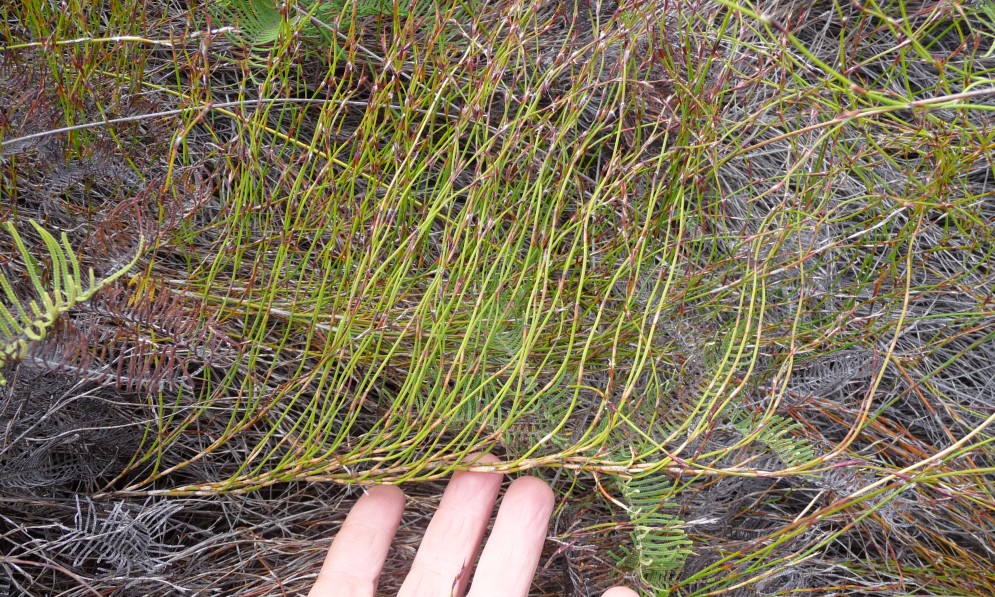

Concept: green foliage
[[0, 221, 141, 385], [215, 0, 432, 53], [3, 0, 995, 593], [975, 0, 995, 56], [731, 412, 815, 471], [617, 475, 692, 589], [219, 0, 288, 48]]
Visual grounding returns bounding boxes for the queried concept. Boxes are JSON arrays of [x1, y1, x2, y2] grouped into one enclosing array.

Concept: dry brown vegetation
[[2, 0, 995, 594]]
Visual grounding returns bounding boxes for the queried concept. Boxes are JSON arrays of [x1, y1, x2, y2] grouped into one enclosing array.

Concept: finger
[[398, 455, 503, 597], [603, 587, 639, 597], [309, 485, 405, 597], [467, 476, 555, 597]]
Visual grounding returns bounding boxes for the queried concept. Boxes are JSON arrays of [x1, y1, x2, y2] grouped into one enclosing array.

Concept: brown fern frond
[[72, 281, 236, 393], [8, 266, 235, 395]]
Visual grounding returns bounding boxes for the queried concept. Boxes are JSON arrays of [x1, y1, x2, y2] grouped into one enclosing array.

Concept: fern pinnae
[[220, 0, 288, 48], [0, 220, 143, 384], [731, 411, 815, 471], [618, 474, 693, 588], [217, 0, 435, 58]]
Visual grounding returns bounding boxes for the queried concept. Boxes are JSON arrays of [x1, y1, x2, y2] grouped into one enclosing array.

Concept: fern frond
[[216, 0, 417, 51], [617, 475, 692, 589], [732, 412, 815, 471], [217, 0, 289, 48], [61, 283, 237, 392], [68, 496, 182, 574], [0, 220, 142, 385]]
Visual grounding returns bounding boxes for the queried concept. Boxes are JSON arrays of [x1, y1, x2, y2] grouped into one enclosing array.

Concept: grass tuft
[[1, 0, 994, 593]]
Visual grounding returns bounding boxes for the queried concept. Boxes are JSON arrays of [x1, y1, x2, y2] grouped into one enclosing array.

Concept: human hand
[[308, 457, 637, 597]]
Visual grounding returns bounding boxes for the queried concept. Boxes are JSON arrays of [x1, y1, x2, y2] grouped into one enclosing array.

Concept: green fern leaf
[[220, 0, 289, 48], [216, 0, 423, 50], [0, 221, 142, 385], [732, 412, 815, 470], [617, 475, 693, 588]]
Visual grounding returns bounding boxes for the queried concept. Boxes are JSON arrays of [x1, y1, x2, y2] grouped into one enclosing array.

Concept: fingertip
[[363, 484, 405, 507], [397, 458, 504, 596], [498, 476, 554, 537], [310, 485, 406, 596], [603, 587, 639, 597], [465, 476, 554, 596], [507, 476, 555, 511], [465, 451, 502, 466], [348, 484, 406, 520]]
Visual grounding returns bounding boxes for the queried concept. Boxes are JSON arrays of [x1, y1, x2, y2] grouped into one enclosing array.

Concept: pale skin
[[309, 456, 637, 597]]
